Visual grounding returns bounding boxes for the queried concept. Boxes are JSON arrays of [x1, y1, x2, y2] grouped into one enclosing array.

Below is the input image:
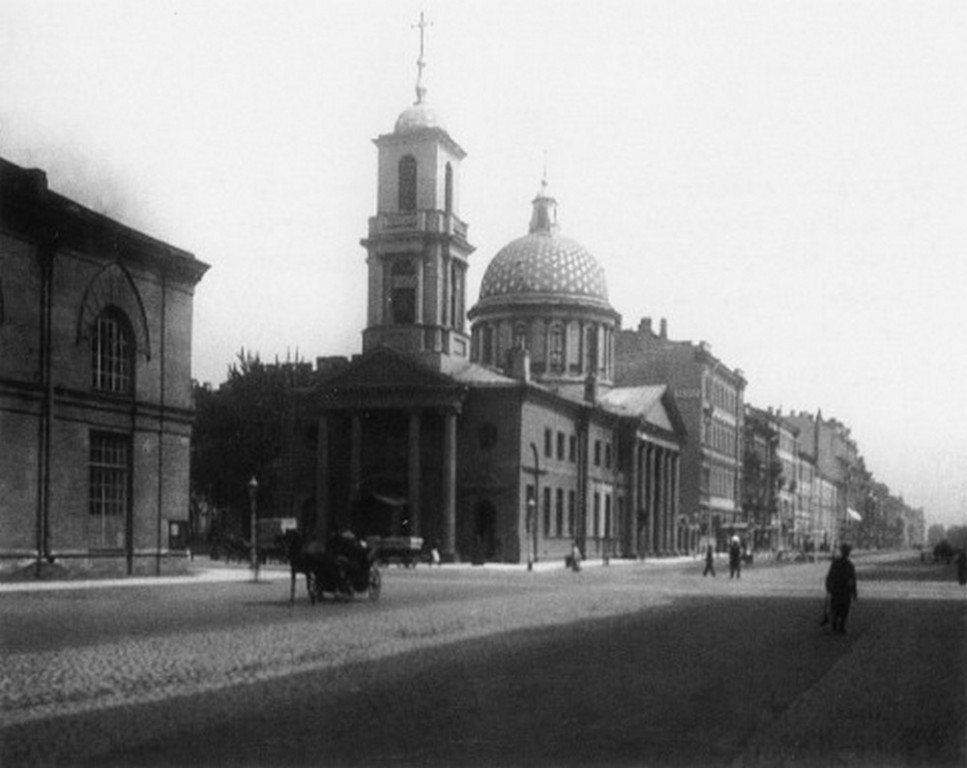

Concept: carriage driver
[[329, 528, 366, 583]]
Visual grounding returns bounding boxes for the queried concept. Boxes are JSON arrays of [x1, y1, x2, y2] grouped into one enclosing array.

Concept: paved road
[[2, 552, 965, 766]]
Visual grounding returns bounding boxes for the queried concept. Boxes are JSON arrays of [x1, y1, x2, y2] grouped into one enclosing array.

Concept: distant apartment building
[[616, 318, 746, 552], [785, 410, 861, 548]]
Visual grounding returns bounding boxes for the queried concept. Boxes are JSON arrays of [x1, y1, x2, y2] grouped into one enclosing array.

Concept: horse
[[280, 530, 328, 605]]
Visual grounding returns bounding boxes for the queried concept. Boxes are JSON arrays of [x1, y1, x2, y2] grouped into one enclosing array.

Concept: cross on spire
[[412, 11, 432, 104]]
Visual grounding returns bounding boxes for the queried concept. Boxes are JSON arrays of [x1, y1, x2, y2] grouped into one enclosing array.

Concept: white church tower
[[361, 13, 474, 372]]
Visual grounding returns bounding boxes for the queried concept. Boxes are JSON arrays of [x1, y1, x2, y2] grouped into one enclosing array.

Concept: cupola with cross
[[361, 12, 474, 373]]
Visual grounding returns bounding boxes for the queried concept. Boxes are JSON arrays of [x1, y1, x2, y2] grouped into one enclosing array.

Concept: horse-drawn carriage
[[282, 530, 381, 605]]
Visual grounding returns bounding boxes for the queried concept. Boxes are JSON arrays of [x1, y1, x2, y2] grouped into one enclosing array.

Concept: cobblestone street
[[2, 552, 965, 766]]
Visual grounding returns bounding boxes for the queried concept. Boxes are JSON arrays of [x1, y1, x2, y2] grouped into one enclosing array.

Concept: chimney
[[639, 317, 652, 336], [508, 345, 531, 383], [584, 373, 598, 403], [25, 168, 49, 198], [659, 318, 667, 339]]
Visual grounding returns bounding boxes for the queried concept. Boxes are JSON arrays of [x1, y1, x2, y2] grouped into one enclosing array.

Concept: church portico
[[311, 381, 465, 560]]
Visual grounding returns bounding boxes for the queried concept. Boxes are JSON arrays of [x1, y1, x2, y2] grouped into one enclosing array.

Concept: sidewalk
[[0, 553, 698, 593]]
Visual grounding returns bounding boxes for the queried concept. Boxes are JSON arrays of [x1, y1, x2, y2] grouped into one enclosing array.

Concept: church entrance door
[[474, 500, 497, 562]]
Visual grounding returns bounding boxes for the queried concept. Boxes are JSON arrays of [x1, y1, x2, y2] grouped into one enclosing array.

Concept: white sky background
[[2, 0, 965, 528]]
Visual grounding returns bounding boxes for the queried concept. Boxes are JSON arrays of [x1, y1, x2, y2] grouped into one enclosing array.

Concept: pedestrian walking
[[703, 543, 716, 577], [825, 543, 858, 633], [728, 536, 742, 579], [569, 541, 582, 572], [956, 548, 966, 586]]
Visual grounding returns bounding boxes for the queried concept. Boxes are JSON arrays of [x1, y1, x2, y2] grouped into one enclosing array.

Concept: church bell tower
[[361, 13, 474, 372]]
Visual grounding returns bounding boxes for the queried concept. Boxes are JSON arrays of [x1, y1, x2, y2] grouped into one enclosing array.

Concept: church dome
[[478, 233, 609, 305], [476, 184, 610, 308], [394, 102, 447, 134]]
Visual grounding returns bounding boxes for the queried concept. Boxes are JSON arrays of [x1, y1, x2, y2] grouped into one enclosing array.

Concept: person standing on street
[[703, 543, 716, 577], [825, 543, 858, 633], [728, 536, 742, 579]]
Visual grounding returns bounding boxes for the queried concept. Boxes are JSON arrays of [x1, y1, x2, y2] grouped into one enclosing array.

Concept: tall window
[[605, 495, 612, 540], [549, 324, 565, 372], [92, 308, 133, 394], [568, 490, 576, 535], [543, 486, 552, 536], [89, 432, 129, 548], [585, 324, 598, 372], [398, 155, 417, 211], [482, 325, 494, 365], [555, 488, 564, 537], [390, 260, 417, 324], [449, 261, 463, 330]]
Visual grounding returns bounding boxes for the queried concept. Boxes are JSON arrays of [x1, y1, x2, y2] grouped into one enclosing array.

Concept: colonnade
[[314, 407, 459, 558], [630, 440, 681, 556]]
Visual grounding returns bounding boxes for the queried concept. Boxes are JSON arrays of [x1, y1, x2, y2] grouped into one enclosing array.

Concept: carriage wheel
[[312, 573, 328, 604], [368, 567, 381, 601]]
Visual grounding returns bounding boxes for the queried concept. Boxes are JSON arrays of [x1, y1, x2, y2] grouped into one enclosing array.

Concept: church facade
[[288, 55, 687, 564]]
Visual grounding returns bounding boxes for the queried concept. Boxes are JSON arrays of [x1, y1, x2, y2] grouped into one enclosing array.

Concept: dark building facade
[[0, 158, 208, 574]]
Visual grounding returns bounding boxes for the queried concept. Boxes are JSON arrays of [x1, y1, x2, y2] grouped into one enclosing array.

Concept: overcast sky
[[2, 1, 965, 529]]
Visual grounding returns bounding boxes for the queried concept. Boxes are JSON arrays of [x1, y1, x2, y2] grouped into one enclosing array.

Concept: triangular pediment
[[600, 384, 687, 441], [313, 346, 466, 410]]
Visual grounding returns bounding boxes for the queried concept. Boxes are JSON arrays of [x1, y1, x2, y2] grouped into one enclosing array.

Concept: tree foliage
[[191, 350, 313, 533]]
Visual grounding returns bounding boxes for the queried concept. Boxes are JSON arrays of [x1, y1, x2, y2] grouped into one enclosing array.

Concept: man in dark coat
[[728, 536, 742, 579], [825, 543, 858, 633]]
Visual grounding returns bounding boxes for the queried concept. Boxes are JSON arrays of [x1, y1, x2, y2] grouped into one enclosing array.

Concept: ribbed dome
[[477, 183, 610, 307], [478, 232, 609, 304]]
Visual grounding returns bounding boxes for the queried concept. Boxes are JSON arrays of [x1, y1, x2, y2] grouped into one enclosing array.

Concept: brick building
[[0, 158, 208, 575], [616, 319, 746, 552]]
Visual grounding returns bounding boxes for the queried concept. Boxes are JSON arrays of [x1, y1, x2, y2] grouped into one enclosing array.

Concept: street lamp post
[[248, 476, 259, 583], [526, 496, 536, 571]]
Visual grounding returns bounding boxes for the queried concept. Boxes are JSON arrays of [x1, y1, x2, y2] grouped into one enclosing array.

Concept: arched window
[[445, 162, 453, 214], [513, 323, 527, 350], [549, 324, 565, 373], [92, 307, 133, 394], [390, 260, 417, 324], [398, 155, 417, 212], [449, 261, 463, 330], [584, 324, 598, 373], [482, 325, 494, 365]]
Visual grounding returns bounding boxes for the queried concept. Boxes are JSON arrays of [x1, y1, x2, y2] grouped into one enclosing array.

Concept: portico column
[[315, 414, 330, 546], [349, 412, 362, 529], [647, 445, 657, 555], [408, 410, 422, 537], [442, 408, 458, 560], [673, 453, 682, 554], [664, 451, 673, 553], [658, 449, 668, 555], [630, 440, 641, 558]]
